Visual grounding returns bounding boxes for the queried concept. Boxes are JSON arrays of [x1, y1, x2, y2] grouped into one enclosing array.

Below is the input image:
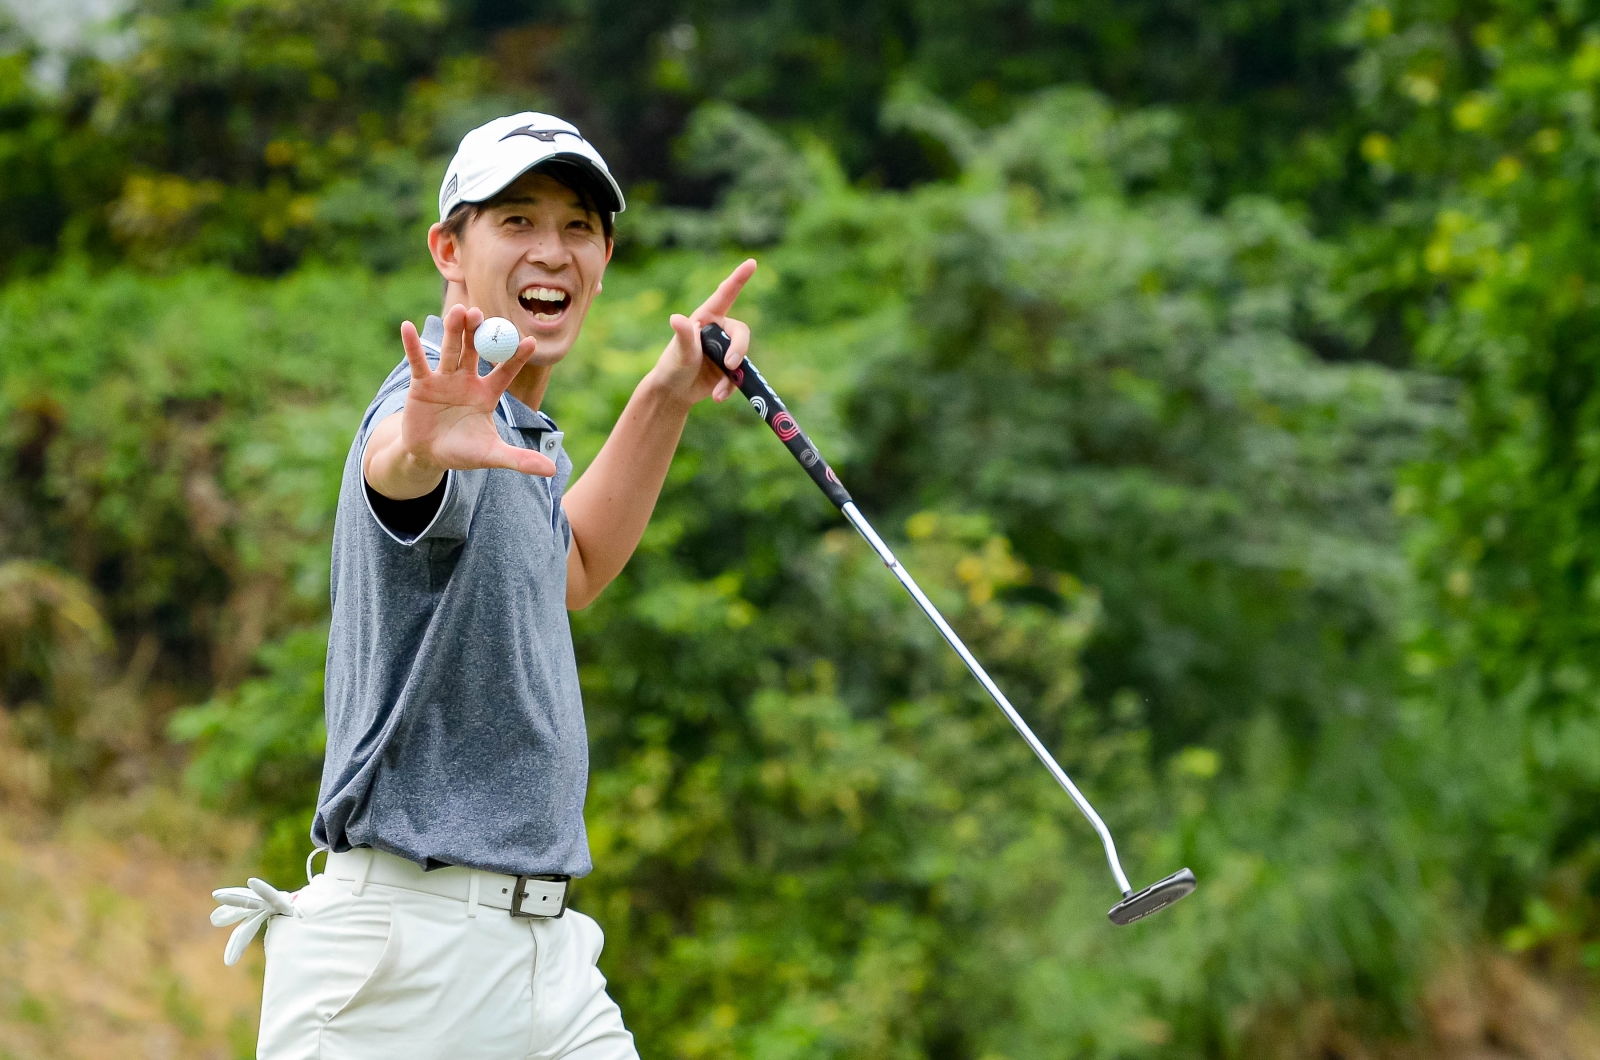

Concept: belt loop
[[352, 849, 373, 896], [467, 872, 481, 919], [305, 847, 327, 885]]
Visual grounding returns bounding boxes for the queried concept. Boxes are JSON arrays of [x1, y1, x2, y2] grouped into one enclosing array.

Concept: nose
[[524, 220, 571, 268]]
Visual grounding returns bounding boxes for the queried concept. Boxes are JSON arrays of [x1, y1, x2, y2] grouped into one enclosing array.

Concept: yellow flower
[[263, 140, 296, 167], [1424, 239, 1452, 274], [1573, 37, 1600, 81], [1403, 73, 1441, 104], [1452, 93, 1492, 131], [906, 511, 938, 540]]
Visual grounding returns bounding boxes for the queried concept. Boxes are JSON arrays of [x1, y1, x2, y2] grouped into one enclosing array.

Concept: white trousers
[[258, 866, 638, 1060]]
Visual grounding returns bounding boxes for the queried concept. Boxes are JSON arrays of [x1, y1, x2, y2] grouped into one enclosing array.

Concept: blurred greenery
[[1, 0, 1599, 1056]]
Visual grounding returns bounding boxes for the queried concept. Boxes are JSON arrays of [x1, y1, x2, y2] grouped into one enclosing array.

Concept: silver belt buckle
[[510, 875, 570, 918]]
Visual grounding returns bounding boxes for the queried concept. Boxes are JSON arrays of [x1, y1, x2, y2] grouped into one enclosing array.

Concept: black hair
[[439, 159, 616, 246]]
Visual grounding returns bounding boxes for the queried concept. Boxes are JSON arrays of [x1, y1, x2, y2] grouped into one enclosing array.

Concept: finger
[[224, 909, 269, 967], [462, 306, 485, 374], [485, 336, 537, 391], [248, 877, 298, 917], [720, 317, 750, 372], [692, 258, 758, 321], [486, 441, 557, 478], [401, 320, 431, 380], [713, 376, 734, 402], [211, 887, 262, 908], [440, 303, 467, 372], [671, 312, 710, 368], [211, 904, 254, 927]]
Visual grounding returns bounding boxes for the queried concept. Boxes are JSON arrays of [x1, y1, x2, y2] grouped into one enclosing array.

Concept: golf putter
[[699, 324, 1195, 925]]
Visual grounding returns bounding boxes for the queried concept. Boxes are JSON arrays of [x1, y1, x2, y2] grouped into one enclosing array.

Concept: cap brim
[[536, 153, 625, 214], [464, 153, 625, 215]]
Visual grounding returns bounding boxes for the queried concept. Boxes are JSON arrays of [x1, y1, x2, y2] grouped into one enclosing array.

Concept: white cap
[[438, 112, 625, 222]]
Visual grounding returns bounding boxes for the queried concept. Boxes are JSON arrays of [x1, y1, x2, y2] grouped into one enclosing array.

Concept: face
[[430, 170, 612, 366]]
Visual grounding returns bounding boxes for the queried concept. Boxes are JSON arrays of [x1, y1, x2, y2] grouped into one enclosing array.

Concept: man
[[242, 112, 755, 1058]]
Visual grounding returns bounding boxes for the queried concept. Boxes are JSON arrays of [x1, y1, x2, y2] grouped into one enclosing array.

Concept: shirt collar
[[502, 391, 554, 430]]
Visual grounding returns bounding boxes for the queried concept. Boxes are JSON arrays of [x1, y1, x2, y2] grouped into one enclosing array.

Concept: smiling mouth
[[518, 285, 571, 322]]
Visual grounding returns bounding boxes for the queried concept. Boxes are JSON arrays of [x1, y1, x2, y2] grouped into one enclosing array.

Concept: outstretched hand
[[653, 259, 757, 404], [365, 305, 554, 501], [394, 304, 555, 481]]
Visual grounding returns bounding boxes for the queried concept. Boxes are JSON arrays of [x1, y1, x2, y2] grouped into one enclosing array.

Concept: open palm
[[398, 304, 555, 478]]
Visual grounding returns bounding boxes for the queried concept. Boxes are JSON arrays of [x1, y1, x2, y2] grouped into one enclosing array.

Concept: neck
[[506, 366, 553, 411], [444, 281, 552, 411]]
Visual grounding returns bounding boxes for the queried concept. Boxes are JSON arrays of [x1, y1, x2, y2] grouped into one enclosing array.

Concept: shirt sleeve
[[556, 500, 573, 554], [358, 386, 484, 546], [365, 476, 446, 538], [552, 446, 574, 554]]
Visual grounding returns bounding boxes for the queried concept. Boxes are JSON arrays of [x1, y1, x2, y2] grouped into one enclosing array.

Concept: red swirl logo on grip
[[771, 412, 801, 441]]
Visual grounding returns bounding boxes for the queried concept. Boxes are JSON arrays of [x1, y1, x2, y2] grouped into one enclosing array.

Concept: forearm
[[563, 372, 693, 608], [363, 413, 446, 500]]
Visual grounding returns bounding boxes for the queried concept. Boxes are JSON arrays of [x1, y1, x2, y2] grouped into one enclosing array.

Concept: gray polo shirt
[[312, 315, 591, 878]]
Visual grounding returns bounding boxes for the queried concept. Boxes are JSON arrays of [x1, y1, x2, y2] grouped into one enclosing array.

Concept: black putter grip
[[700, 323, 853, 510]]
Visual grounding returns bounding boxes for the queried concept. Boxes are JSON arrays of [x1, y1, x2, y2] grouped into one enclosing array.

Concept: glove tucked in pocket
[[211, 876, 302, 965]]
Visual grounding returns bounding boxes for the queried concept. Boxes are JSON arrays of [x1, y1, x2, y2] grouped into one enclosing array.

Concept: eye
[[504, 214, 532, 227], [567, 218, 594, 232]]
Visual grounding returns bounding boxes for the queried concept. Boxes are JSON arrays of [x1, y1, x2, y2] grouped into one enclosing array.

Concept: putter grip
[[700, 323, 853, 510]]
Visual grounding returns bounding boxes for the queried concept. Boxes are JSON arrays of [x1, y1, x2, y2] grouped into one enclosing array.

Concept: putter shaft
[[696, 323, 1197, 916], [842, 503, 1134, 896]]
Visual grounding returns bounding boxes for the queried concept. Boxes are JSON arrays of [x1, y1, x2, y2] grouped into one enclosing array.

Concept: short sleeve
[[556, 499, 573, 553], [551, 446, 574, 554]]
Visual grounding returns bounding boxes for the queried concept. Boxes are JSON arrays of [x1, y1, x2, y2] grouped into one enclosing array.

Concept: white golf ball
[[474, 317, 520, 363]]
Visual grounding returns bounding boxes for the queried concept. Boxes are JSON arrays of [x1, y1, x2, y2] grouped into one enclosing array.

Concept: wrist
[[640, 366, 696, 411], [369, 434, 445, 499], [397, 441, 442, 479]]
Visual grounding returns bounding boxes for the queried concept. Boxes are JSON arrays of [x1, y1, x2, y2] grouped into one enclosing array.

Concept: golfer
[[238, 112, 753, 1058]]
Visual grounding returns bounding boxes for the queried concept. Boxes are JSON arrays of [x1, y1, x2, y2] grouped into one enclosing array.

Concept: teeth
[[520, 286, 566, 304]]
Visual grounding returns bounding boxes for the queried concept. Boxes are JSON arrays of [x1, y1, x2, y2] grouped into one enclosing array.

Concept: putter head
[[1107, 868, 1195, 926]]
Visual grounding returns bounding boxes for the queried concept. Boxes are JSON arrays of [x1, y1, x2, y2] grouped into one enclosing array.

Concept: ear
[[428, 222, 466, 284]]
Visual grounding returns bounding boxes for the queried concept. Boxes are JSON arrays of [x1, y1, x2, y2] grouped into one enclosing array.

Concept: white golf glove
[[211, 877, 302, 966]]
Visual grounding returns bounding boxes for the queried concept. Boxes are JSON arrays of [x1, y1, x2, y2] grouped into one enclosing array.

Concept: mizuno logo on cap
[[500, 126, 585, 144]]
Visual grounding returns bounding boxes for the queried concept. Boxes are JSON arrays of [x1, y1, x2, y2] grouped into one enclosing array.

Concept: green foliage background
[[0, 0, 1597, 1056]]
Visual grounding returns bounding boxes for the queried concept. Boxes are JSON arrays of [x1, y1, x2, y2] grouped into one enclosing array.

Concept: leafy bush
[[0, 92, 1462, 1056], [1349, 0, 1600, 970]]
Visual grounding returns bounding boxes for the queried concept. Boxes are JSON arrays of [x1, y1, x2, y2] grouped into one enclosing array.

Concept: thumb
[[487, 441, 558, 478], [669, 313, 703, 366]]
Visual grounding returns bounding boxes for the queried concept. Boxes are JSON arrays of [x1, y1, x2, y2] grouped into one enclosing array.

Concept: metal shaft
[[842, 502, 1134, 897]]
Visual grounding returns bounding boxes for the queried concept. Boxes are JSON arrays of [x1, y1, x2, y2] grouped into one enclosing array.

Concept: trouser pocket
[[257, 877, 397, 1060], [319, 888, 539, 1060]]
